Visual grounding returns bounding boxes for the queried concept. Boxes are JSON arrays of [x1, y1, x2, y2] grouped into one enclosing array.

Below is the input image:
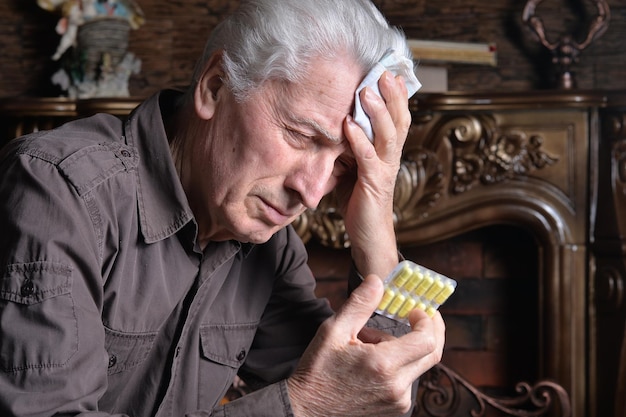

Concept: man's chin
[[235, 223, 284, 244]]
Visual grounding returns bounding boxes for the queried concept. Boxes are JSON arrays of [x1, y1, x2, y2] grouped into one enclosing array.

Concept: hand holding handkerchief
[[353, 49, 422, 142]]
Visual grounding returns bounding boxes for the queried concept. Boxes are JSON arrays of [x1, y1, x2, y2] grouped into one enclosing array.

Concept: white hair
[[191, 0, 412, 101]]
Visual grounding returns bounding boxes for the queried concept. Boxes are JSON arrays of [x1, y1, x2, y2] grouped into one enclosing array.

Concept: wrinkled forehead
[[268, 56, 363, 137]]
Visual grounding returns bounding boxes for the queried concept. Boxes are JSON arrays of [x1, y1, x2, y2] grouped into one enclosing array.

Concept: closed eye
[[334, 154, 356, 177], [284, 113, 343, 146], [285, 127, 316, 147]]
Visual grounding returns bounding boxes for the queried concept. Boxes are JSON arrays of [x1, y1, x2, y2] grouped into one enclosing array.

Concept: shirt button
[[236, 349, 246, 361], [108, 354, 117, 368], [20, 280, 35, 297], [120, 150, 131, 158]]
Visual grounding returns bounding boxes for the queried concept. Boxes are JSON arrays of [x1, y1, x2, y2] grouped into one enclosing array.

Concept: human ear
[[194, 50, 225, 120]]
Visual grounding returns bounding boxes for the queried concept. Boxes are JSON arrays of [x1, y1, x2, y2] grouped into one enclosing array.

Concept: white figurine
[[39, 0, 145, 98], [51, 0, 83, 61]]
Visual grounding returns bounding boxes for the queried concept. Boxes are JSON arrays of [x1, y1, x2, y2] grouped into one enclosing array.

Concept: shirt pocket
[[199, 322, 259, 369], [104, 327, 157, 375], [198, 323, 259, 408], [0, 261, 76, 372]]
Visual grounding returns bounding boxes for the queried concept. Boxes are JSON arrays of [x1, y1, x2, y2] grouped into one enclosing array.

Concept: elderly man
[[0, 0, 445, 416]]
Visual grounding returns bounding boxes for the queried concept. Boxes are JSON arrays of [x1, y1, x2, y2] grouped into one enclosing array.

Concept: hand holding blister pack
[[376, 260, 456, 324], [353, 49, 422, 142]]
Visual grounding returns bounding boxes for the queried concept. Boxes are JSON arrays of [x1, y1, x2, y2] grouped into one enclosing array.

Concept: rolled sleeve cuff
[[187, 380, 294, 417]]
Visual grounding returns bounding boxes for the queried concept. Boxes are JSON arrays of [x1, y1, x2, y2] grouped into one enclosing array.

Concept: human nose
[[287, 153, 337, 209]]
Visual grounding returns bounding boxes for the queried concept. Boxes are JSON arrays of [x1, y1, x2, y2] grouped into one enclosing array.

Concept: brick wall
[[1, 0, 626, 98], [309, 224, 540, 394]]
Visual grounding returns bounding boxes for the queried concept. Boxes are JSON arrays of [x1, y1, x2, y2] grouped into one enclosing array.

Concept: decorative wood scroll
[[295, 113, 558, 249]]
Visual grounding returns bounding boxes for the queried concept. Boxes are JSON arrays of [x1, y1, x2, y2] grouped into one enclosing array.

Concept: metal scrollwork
[[416, 363, 572, 417]]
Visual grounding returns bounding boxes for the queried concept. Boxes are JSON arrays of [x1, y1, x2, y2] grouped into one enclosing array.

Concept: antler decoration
[[522, 0, 610, 89]]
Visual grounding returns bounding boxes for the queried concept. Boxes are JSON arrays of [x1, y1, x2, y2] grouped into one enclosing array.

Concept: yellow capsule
[[392, 264, 412, 288], [426, 305, 437, 317], [378, 287, 396, 311], [416, 301, 427, 311], [424, 278, 445, 300], [403, 271, 424, 292], [414, 274, 434, 296], [398, 297, 417, 318], [387, 293, 406, 315], [434, 283, 456, 304]]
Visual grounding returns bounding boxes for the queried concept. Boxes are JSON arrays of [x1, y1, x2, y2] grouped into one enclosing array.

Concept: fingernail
[[364, 86, 377, 101]]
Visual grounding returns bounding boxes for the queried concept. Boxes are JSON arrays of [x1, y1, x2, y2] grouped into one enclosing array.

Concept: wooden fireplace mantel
[[2, 91, 625, 417], [295, 90, 624, 417]]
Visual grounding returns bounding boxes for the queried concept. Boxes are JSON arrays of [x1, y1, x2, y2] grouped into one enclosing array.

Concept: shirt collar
[[124, 90, 195, 244]]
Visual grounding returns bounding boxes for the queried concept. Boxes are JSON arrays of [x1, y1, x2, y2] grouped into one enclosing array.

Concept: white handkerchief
[[353, 49, 422, 142]]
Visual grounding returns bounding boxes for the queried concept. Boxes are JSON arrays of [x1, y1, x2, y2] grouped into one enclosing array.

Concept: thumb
[[334, 275, 384, 340]]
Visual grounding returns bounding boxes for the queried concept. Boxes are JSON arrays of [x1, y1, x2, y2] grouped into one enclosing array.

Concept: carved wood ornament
[[295, 113, 558, 249]]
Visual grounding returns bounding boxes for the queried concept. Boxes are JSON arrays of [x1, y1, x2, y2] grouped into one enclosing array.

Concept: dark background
[[1, 0, 625, 98]]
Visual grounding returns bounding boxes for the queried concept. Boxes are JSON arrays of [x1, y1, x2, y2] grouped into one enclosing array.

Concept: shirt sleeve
[[187, 381, 295, 417], [0, 139, 127, 417]]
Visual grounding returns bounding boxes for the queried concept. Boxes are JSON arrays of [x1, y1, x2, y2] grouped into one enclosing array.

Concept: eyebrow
[[288, 114, 344, 145]]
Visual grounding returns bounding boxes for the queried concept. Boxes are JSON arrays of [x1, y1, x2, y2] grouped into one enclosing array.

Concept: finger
[[380, 309, 446, 372], [399, 311, 446, 381], [378, 72, 412, 141], [378, 71, 409, 116], [358, 84, 396, 155], [332, 274, 384, 342], [344, 95, 398, 189], [356, 81, 407, 166], [343, 115, 380, 181], [344, 113, 375, 153], [356, 311, 444, 398]]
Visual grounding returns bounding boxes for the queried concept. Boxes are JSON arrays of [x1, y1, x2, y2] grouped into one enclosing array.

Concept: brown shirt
[[0, 91, 333, 416]]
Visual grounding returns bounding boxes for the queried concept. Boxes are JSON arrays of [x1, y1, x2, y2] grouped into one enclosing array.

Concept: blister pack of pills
[[376, 260, 457, 324]]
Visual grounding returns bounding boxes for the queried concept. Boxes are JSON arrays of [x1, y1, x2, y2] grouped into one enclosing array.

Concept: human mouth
[[259, 198, 297, 225]]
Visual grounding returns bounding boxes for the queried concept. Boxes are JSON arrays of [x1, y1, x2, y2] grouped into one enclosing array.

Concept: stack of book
[[408, 39, 497, 92]]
